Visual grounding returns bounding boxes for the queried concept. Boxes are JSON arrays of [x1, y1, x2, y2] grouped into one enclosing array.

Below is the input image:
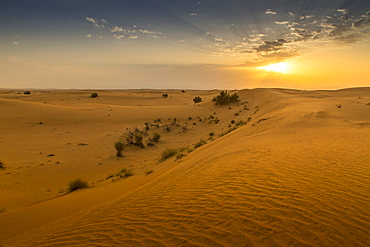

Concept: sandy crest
[[0, 88, 369, 246]]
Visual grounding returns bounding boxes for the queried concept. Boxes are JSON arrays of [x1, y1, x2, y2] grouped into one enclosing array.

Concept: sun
[[259, 62, 290, 73]]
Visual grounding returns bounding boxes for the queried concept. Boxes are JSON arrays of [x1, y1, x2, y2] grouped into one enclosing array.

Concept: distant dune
[[0, 88, 369, 246]]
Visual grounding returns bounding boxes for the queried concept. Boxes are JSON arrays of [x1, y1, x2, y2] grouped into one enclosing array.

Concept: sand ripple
[[14, 134, 370, 247]]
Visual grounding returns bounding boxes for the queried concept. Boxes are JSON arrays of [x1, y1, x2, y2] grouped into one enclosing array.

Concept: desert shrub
[[117, 168, 134, 178], [152, 132, 161, 142], [23, 91, 31, 95], [162, 93, 168, 98], [90, 92, 98, 98], [209, 132, 214, 137], [212, 91, 239, 105], [176, 153, 184, 160], [0, 162, 4, 169], [193, 96, 202, 104], [236, 120, 246, 126], [194, 139, 207, 149], [160, 148, 178, 161], [231, 120, 235, 124], [220, 127, 238, 137], [115, 141, 125, 157], [145, 170, 153, 175], [68, 179, 88, 192]]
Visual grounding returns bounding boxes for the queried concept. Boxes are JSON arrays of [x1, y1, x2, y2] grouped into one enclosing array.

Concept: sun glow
[[260, 62, 290, 73]]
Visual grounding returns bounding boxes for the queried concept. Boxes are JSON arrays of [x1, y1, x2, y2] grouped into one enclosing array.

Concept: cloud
[[114, 34, 125, 39], [86, 17, 104, 28], [337, 9, 348, 15], [352, 10, 370, 29], [275, 21, 290, 25], [110, 26, 124, 32], [254, 39, 288, 53], [288, 12, 294, 16], [87, 16, 165, 41], [190, 13, 198, 16], [12, 41, 19, 45], [15, 35, 22, 39], [265, 9, 276, 15], [85, 34, 92, 38]]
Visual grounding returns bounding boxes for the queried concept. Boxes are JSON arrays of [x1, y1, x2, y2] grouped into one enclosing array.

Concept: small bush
[[145, 170, 153, 175], [91, 92, 98, 98], [212, 91, 239, 105], [68, 179, 88, 192], [193, 96, 202, 104], [176, 153, 184, 160], [152, 132, 161, 142], [117, 168, 134, 178], [23, 91, 31, 95], [209, 132, 214, 137], [194, 139, 207, 149], [0, 162, 4, 169], [115, 141, 125, 157], [162, 93, 168, 98], [160, 148, 178, 161]]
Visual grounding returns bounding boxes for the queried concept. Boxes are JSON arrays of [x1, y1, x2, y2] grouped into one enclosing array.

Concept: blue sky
[[1, 0, 370, 89]]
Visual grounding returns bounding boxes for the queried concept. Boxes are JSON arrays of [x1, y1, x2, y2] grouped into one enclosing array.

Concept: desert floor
[[0, 88, 369, 246]]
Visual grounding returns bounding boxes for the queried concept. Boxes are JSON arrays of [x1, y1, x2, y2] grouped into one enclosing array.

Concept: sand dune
[[0, 88, 369, 246]]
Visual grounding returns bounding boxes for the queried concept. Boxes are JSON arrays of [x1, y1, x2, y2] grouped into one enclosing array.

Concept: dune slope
[[0, 88, 369, 246]]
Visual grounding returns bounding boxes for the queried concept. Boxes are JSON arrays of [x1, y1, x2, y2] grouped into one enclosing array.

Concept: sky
[[1, 0, 370, 89]]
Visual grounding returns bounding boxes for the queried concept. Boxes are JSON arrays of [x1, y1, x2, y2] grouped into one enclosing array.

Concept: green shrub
[[160, 148, 178, 161], [68, 179, 88, 192], [193, 96, 202, 104], [212, 91, 239, 105], [115, 141, 125, 157], [152, 132, 161, 142], [91, 92, 98, 98]]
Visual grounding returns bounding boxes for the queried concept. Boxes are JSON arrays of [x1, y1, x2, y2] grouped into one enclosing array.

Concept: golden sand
[[0, 88, 369, 246]]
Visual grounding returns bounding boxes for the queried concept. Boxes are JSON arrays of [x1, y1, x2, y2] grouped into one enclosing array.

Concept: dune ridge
[[0, 88, 369, 246]]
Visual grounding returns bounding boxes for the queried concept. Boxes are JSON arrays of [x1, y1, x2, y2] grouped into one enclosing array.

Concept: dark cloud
[[328, 23, 349, 37], [254, 39, 288, 53], [352, 10, 370, 29]]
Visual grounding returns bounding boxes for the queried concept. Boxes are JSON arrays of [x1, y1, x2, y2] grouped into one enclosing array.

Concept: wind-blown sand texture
[[0, 88, 369, 246]]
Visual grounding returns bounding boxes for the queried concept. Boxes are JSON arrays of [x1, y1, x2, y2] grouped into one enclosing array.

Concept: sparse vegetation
[[193, 96, 202, 104], [145, 170, 153, 175], [176, 153, 184, 160], [90, 92, 98, 98], [67, 179, 88, 192], [160, 148, 178, 161], [212, 91, 239, 105], [116, 168, 134, 178], [152, 132, 161, 142], [0, 162, 4, 169], [209, 132, 214, 137], [23, 91, 31, 95], [194, 139, 207, 149], [115, 141, 125, 157], [162, 93, 168, 98], [220, 127, 238, 137]]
